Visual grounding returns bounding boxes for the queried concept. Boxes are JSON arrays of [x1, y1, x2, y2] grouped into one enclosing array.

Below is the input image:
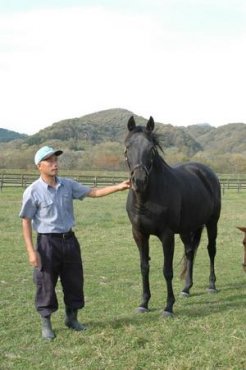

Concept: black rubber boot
[[64, 306, 87, 331], [41, 316, 56, 340]]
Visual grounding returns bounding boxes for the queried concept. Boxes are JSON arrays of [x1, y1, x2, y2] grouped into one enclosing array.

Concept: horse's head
[[237, 226, 246, 272], [125, 116, 156, 193]]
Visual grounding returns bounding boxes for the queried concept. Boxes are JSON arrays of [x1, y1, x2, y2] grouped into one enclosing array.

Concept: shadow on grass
[[45, 294, 245, 339], [47, 279, 246, 336], [51, 315, 152, 336], [176, 278, 245, 300], [82, 282, 246, 328], [177, 287, 246, 318], [177, 296, 246, 319]]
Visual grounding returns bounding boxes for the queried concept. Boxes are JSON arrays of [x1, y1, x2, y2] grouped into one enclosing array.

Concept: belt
[[38, 230, 74, 239]]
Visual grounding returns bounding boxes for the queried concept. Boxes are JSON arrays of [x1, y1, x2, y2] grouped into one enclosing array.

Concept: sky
[[0, 0, 246, 134]]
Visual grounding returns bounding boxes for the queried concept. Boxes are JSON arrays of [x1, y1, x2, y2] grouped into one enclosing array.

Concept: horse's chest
[[127, 201, 167, 233]]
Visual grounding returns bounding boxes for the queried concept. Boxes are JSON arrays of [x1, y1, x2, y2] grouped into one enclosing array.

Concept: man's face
[[37, 154, 59, 176]]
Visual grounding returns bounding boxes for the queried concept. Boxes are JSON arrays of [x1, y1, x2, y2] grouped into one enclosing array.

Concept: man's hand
[[28, 250, 39, 268], [117, 179, 131, 191], [88, 179, 131, 198]]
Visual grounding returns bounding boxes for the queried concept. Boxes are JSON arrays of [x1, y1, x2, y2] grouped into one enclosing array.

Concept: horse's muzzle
[[131, 166, 148, 193]]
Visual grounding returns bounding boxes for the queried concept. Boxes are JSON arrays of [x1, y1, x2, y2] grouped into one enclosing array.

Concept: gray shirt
[[19, 176, 90, 233]]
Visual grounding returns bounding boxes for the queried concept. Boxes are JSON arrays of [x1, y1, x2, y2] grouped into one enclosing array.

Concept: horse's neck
[[152, 155, 171, 177], [153, 151, 169, 168]]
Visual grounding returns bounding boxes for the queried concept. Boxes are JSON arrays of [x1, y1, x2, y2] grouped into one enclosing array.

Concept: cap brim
[[42, 150, 63, 161], [54, 150, 63, 157]]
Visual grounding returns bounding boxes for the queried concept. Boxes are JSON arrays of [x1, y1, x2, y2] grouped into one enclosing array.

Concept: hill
[[1, 108, 246, 172], [0, 128, 28, 142], [188, 123, 246, 154], [23, 108, 201, 156]]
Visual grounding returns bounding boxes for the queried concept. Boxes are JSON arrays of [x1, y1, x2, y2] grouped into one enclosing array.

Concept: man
[[19, 146, 130, 340]]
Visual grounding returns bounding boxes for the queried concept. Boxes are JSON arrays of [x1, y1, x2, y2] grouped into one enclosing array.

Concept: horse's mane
[[150, 131, 164, 154]]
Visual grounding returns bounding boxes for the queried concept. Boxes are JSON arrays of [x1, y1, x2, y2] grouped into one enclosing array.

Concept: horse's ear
[[146, 116, 154, 132], [128, 116, 136, 131], [237, 226, 246, 233]]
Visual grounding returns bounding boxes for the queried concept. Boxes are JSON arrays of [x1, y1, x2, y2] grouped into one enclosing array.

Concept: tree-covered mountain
[[23, 108, 201, 157], [1, 108, 246, 172]]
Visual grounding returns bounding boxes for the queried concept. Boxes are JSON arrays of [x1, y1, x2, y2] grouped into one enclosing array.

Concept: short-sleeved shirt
[[19, 176, 91, 233]]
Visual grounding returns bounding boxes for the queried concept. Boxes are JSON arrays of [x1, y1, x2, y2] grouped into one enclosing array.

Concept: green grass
[[0, 188, 246, 369]]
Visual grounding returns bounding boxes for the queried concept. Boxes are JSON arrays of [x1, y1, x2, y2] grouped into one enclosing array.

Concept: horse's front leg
[[133, 228, 151, 313], [161, 232, 175, 316]]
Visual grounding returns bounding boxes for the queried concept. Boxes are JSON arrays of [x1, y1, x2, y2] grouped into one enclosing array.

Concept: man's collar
[[38, 176, 63, 189]]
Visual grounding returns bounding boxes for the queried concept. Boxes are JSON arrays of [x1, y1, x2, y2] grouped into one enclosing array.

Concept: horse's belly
[[176, 204, 214, 233]]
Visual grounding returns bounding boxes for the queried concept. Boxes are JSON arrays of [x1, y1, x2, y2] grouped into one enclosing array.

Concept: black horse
[[125, 116, 221, 316]]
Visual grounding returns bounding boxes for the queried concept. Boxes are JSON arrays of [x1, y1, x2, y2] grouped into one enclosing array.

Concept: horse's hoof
[[207, 288, 218, 294], [135, 307, 149, 313], [180, 291, 190, 298], [162, 310, 174, 318]]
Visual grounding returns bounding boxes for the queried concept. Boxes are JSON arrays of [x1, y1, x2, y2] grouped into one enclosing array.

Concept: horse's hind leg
[[180, 227, 203, 296], [206, 220, 218, 292]]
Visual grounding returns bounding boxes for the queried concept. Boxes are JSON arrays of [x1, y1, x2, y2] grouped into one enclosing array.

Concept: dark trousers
[[34, 232, 84, 317]]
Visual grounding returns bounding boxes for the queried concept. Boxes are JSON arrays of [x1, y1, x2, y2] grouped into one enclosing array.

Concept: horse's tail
[[179, 227, 203, 279]]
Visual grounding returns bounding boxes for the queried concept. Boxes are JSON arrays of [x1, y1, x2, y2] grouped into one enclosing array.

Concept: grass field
[[0, 188, 246, 369]]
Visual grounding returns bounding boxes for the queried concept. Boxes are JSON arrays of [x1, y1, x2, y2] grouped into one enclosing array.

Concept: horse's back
[[172, 162, 221, 226], [173, 162, 220, 197]]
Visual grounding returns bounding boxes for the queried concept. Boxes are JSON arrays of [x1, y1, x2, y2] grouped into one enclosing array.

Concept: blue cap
[[34, 146, 63, 165]]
